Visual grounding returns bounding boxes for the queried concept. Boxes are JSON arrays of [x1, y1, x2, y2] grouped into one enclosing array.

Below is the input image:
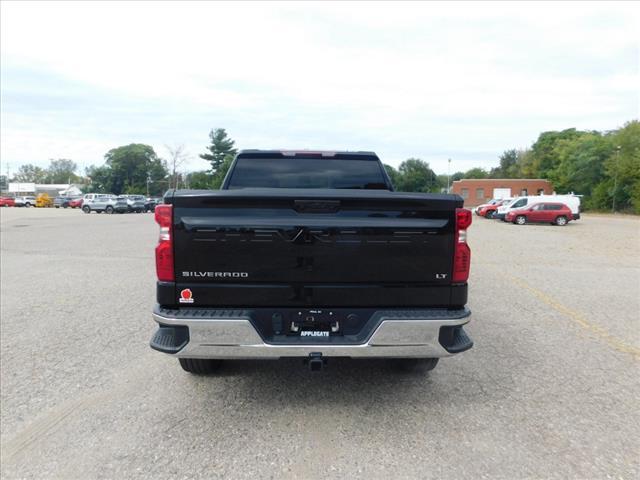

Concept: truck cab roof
[[237, 149, 379, 159]]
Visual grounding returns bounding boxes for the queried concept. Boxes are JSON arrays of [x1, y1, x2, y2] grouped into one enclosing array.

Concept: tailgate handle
[[294, 200, 341, 213]]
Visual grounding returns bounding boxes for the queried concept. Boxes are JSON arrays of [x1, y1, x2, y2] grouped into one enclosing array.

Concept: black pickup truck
[[150, 150, 473, 373]]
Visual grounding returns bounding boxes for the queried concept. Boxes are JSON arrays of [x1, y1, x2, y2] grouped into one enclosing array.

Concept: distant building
[[451, 179, 554, 207], [7, 183, 84, 197], [8, 182, 36, 193]]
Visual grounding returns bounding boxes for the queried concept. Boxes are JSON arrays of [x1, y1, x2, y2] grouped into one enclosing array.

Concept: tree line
[[383, 120, 639, 212], [10, 159, 85, 185], [5, 120, 638, 212]]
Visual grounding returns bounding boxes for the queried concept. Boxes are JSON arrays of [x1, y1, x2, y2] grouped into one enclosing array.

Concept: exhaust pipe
[[307, 352, 325, 372]]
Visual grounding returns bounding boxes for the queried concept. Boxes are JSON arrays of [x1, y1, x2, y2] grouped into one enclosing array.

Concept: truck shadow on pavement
[[177, 357, 479, 408]]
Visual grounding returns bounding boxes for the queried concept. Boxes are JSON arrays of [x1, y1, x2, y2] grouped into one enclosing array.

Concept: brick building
[[451, 179, 554, 207]]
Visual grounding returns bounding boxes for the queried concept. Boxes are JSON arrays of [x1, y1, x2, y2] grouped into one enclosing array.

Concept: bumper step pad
[[150, 325, 189, 354], [439, 325, 473, 353]]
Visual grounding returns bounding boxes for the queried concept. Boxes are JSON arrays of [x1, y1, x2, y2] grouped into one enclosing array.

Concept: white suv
[[14, 196, 37, 207]]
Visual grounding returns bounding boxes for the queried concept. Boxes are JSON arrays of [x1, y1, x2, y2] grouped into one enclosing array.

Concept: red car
[[506, 202, 573, 226], [68, 198, 83, 209], [0, 196, 15, 207], [477, 199, 510, 219]]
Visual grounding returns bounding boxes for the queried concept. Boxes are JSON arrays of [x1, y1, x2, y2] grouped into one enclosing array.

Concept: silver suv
[[123, 195, 146, 213], [114, 196, 129, 213], [82, 194, 118, 214]]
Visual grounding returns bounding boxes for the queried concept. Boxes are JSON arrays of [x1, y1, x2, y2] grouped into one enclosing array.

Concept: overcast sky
[[1, 1, 638, 176]]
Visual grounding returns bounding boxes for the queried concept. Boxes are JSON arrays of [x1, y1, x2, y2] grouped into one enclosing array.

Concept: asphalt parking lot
[[1, 207, 639, 479]]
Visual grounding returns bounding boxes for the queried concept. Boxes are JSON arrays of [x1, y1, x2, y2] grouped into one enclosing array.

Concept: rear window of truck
[[226, 157, 389, 190]]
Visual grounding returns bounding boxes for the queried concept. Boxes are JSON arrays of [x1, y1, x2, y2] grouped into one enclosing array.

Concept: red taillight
[[456, 208, 472, 229], [453, 208, 472, 283], [154, 204, 174, 282]]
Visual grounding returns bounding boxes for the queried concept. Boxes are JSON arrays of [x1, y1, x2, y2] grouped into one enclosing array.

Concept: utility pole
[[612, 145, 621, 213], [447, 158, 452, 193]]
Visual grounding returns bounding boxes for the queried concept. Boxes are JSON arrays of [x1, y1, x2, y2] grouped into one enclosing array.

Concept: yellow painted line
[[490, 267, 640, 359]]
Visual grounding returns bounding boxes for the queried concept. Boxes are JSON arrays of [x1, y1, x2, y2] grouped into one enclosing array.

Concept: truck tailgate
[[165, 189, 464, 308]]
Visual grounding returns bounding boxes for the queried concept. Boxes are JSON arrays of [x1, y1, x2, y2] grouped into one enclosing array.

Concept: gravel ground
[[1, 207, 638, 479]]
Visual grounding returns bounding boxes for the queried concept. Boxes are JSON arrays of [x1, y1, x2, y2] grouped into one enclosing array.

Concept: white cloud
[[1, 1, 638, 174]]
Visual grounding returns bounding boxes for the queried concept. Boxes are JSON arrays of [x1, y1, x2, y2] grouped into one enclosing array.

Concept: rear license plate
[[289, 310, 340, 336]]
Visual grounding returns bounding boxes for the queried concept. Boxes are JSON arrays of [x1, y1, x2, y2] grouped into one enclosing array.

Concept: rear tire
[[82, 205, 91, 214], [555, 215, 568, 226], [389, 358, 439, 373], [179, 358, 223, 374], [486, 210, 494, 219], [105, 206, 114, 214], [515, 215, 526, 225]]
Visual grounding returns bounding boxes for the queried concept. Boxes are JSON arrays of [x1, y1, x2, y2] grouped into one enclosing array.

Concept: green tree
[[87, 144, 168, 195], [530, 128, 590, 178], [477, 121, 638, 212], [11, 164, 48, 183], [515, 149, 537, 178], [395, 158, 438, 192], [451, 171, 465, 182], [463, 167, 489, 179], [547, 132, 612, 201], [85, 165, 112, 193], [601, 120, 640, 212], [211, 155, 234, 189], [383, 164, 400, 188], [200, 128, 237, 174], [186, 170, 214, 190], [44, 159, 81, 184], [490, 149, 519, 178]]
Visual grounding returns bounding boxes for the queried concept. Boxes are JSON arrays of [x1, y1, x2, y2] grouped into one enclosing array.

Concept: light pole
[[612, 145, 621, 213], [447, 158, 452, 193]]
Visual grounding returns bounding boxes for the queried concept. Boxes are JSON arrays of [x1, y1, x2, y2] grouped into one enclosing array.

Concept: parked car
[[145, 197, 162, 212], [477, 198, 512, 219], [478, 198, 513, 218], [114, 196, 130, 213], [82, 193, 118, 213], [506, 202, 573, 226], [0, 196, 16, 207], [54, 196, 72, 208], [473, 199, 498, 215], [495, 194, 581, 221], [124, 195, 146, 213], [68, 197, 84, 209], [14, 196, 37, 207]]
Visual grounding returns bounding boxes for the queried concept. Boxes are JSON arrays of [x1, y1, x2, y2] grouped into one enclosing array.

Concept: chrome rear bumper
[[151, 307, 472, 359]]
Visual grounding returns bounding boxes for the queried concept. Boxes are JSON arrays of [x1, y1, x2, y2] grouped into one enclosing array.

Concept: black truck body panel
[[160, 188, 465, 309]]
